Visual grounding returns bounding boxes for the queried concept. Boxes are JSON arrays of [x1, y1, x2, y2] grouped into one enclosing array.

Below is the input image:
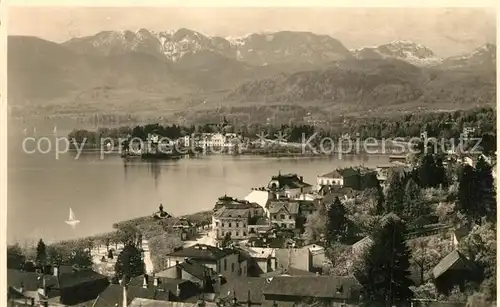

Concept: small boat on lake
[[65, 208, 80, 228]]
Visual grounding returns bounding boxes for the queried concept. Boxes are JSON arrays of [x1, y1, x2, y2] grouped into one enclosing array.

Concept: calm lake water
[[7, 123, 390, 244]]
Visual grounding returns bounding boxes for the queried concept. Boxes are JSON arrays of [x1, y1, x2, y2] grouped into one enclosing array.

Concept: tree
[[69, 248, 93, 267], [419, 154, 437, 188], [475, 156, 496, 223], [36, 239, 47, 264], [115, 225, 138, 246], [457, 164, 478, 221], [355, 215, 414, 307], [402, 178, 431, 229], [7, 244, 25, 269], [325, 197, 351, 245], [408, 236, 453, 285], [434, 156, 448, 187], [114, 244, 144, 280], [303, 203, 327, 244], [384, 171, 406, 215], [148, 233, 183, 271], [220, 232, 232, 248]]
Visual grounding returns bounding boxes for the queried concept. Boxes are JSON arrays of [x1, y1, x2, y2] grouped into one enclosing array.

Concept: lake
[[7, 124, 390, 244]]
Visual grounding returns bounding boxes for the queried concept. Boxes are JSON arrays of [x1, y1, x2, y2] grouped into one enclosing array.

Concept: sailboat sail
[[66, 208, 80, 227], [69, 208, 76, 221]]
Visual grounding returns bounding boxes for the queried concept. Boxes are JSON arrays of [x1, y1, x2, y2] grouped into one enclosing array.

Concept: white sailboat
[[65, 208, 80, 228]]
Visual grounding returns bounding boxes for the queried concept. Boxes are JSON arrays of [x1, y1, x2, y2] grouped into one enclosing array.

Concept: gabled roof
[[319, 170, 343, 178], [57, 269, 108, 289], [269, 173, 312, 190], [129, 298, 218, 307], [268, 201, 299, 215], [93, 284, 170, 307], [262, 267, 316, 278], [432, 250, 475, 279], [352, 236, 374, 252], [7, 270, 59, 294], [178, 260, 215, 280], [218, 277, 268, 304], [167, 244, 230, 261], [263, 276, 361, 299], [213, 207, 250, 219], [245, 190, 270, 209]]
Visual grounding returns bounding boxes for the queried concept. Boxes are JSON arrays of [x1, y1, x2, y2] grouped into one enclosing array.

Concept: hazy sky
[[8, 7, 496, 56]]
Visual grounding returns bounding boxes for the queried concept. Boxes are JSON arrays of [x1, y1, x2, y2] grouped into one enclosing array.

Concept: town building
[[8, 267, 109, 306], [268, 201, 299, 229], [274, 247, 312, 273], [262, 276, 363, 306], [267, 173, 313, 199], [316, 170, 344, 187], [432, 250, 478, 295], [317, 167, 379, 191], [212, 197, 266, 241], [236, 247, 277, 275], [165, 244, 242, 279], [156, 259, 219, 292], [172, 218, 197, 241]]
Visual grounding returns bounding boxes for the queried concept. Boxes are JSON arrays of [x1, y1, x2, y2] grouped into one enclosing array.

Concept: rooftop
[[268, 173, 312, 190], [130, 298, 218, 307], [213, 207, 251, 219], [218, 277, 268, 304], [263, 276, 361, 299], [432, 250, 475, 279], [178, 259, 215, 280], [92, 284, 170, 307], [268, 201, 299, 215], [167, 244, 231, 261]]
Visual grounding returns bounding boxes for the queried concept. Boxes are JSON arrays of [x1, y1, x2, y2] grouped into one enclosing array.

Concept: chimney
[[38, 276, 46, 297], [122, 283, 128, 307], [176, 284, 181, 298], [247, 290, 251, 307], [152, 273, 158, 287]]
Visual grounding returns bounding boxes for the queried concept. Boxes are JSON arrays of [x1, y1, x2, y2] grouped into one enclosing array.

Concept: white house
[[316, 170, 344, 187]]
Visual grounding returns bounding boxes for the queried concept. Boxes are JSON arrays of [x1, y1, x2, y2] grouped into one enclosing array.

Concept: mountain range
[[7, 28, 496, 117]]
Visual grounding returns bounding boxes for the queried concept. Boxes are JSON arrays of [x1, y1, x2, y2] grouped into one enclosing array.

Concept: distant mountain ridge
[[63, 28, 353, 66], [7, 29, 497, 113], [352, 40, 443, 66]]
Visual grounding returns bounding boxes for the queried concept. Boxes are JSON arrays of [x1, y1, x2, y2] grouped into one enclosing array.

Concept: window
[[221, 223, 224, 227], [236, 231, 239, 237], [236, 222, 239, 228], [288, 215, 292, 219], [280, 214, 285, 219], [243, 232, 247, 237], [216, 222, 219, 227], [221, 231, 224, 236], [229, 222, 232, 227], [231, 263, 235, 273], [224, 259, 227, 271]]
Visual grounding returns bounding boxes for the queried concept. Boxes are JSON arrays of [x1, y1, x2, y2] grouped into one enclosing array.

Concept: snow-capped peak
[[352, 40, 442, 66]]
